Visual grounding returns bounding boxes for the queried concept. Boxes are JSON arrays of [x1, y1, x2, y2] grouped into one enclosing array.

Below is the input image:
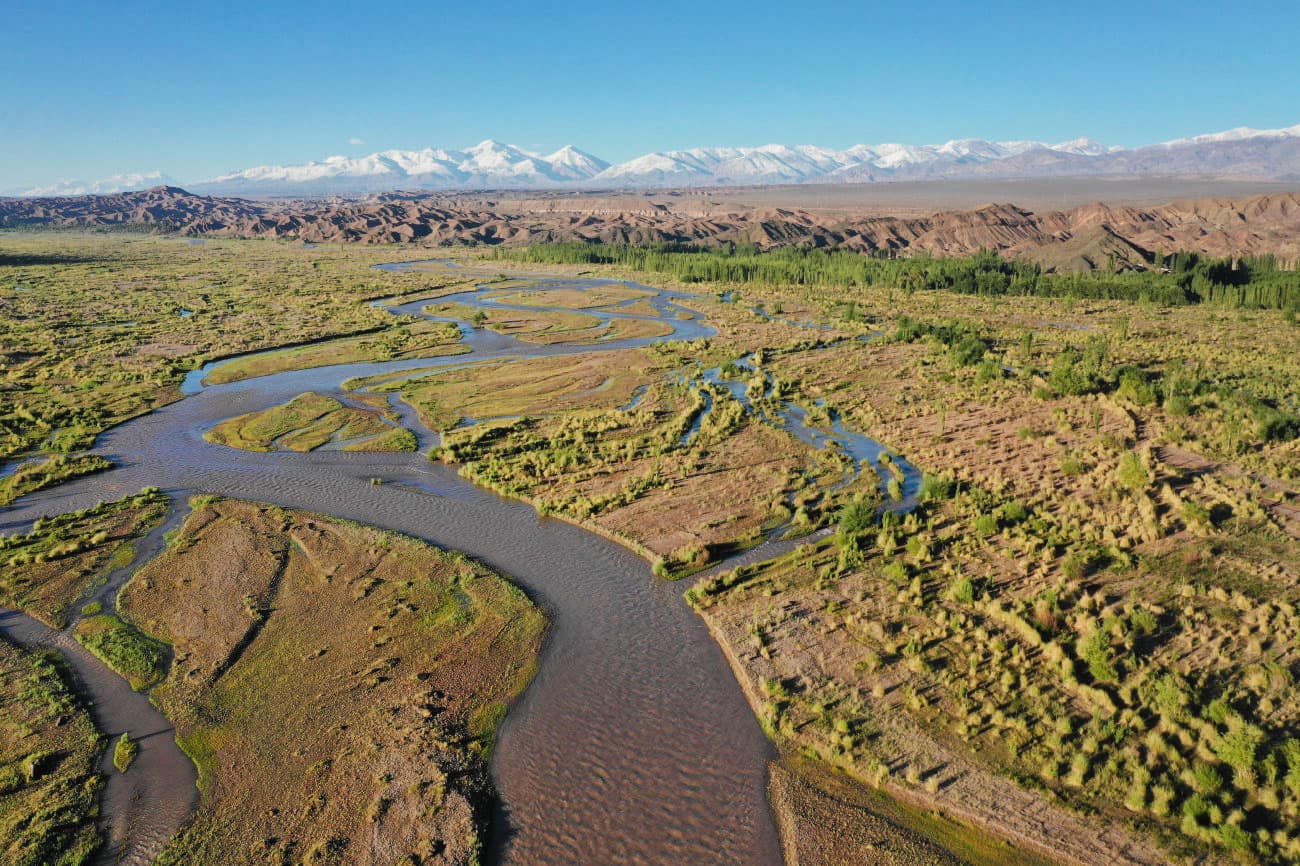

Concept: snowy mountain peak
[[544, 145, 610, 179], [1160, 123, 1300, 148], [16, 123, 1300, 197]]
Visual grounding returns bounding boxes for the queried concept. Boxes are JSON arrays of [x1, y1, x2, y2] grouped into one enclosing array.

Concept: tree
[[1117, 451, 1150, 495]]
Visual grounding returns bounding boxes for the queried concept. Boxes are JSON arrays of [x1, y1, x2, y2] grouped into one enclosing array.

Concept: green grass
[[0, 232, 473, 459], [205, 392, 341, 451], [0, 454, 112, 507], [205, 392, 415, 453], [343, 426, 417, 452], [202, 320, 466, 385], [74, 614, 168, 691]]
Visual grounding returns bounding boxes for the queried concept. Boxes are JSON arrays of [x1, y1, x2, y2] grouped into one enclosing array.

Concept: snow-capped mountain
[[188, 141, 610, 195], [1158, 124, 1300, 148], [15, 124, 1300, 197]]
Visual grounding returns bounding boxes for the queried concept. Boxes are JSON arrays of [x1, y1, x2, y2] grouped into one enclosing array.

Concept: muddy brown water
[[0, 267, 786, 865]]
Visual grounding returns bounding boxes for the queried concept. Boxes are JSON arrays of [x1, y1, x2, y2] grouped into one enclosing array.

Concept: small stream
[[0, 504, 197, 866]]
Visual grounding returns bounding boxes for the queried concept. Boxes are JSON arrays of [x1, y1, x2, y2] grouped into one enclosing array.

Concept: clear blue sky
[[3, 0, 1298, 189]]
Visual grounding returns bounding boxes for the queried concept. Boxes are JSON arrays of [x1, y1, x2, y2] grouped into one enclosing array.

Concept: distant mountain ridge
[[13, 123, 1300, 197], [5, 185, 1300, 269]]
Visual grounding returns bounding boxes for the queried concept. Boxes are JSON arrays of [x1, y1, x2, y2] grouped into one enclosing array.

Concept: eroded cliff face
[[5, 185, 1300, 267]]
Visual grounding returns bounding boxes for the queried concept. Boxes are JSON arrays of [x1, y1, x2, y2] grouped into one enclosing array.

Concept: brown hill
[[3, 186, 1299, 270]]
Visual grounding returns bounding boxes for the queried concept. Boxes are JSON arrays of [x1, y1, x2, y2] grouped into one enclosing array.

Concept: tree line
[[498, 243, 1300, 311]]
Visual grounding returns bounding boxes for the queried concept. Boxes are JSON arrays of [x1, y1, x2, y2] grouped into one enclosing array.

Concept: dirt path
[[1159, 443, 1300, 538]]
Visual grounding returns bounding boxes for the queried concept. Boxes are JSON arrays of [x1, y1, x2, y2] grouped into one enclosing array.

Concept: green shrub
[[947, 575, 977, 604], [113, 733, 138, 773], [1000, 501, 1028, 523], [1117, 451, 1150, 494], [949, 335, 990, 367], [1192, 761, 1224, 795], [836, 498, 875, 537], [918, 474, 955, 501]]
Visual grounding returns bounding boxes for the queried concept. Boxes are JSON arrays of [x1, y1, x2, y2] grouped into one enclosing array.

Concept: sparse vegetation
[[122, 498, 545, 866]]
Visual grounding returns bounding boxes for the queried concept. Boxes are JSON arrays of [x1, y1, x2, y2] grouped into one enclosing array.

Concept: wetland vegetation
[[0, 639, 103, 866], [0, 232, 469, 459], [0, 490, 168, 628], [204, 391, 416, 453]]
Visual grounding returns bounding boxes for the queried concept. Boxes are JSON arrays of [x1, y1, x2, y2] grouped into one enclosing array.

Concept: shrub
[[1214, 718, 1264, 772], [1060, 457, 1085, 477], [113, 733, 139, 773], [976, 359, 1004, 383], [1192, 761, 1224, 795], [1117, 451, 1150, 494], [918, 474, 955, 501], [837, 498, 876, 537], [1049, 348, 1102, 397], [947, 575, 977, 604], [949, 335, 990, 367], [1079, 626, 1119, 683], [1165, 394, 1193, 417], [1000, 501, 1028, 523], [1115, 367, 1159, 405]]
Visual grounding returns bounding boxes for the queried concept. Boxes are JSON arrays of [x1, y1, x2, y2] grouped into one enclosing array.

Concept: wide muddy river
[[0, 261, 917, 864]]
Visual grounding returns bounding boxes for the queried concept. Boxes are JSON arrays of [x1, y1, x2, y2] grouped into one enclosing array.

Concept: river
[[0, 260, 913, 865]]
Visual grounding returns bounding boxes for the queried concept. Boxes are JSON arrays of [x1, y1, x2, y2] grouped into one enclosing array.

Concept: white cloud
[[348, 137, 365, 146]]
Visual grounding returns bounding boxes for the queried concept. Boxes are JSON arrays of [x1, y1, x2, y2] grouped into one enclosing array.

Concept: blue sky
[[3, 0, 1298, 189]]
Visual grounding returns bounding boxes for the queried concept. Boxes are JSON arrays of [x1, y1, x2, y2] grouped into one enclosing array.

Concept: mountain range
[[4, 185, 1300, 270], [14, 124, 1300, 197]]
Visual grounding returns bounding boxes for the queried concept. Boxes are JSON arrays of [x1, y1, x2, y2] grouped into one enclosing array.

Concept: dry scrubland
[[119, 497, 544, 866], [0, 232, 467, 494], [665, 278, 1300, 862], [441, 250, 1300, 862]]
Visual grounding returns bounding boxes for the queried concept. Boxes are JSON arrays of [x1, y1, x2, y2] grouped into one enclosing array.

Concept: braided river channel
[[0, 260, 918, 865]]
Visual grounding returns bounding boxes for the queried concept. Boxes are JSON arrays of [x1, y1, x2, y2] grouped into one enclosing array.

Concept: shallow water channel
[[0, 260, 918, 865]]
